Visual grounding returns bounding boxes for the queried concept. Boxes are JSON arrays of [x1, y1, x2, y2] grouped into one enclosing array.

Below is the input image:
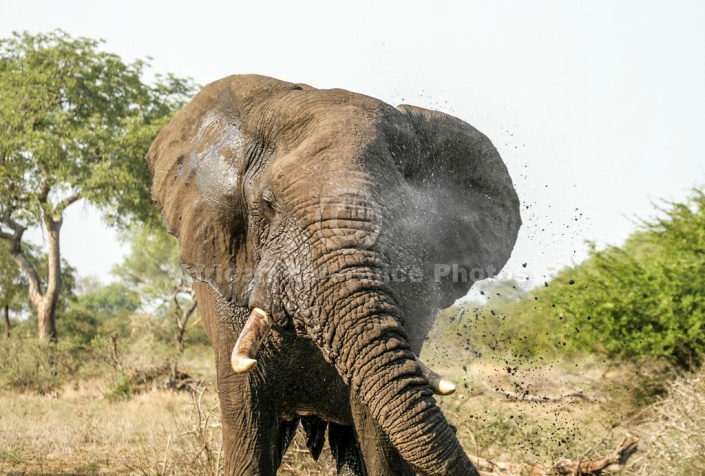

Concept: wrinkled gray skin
[[147, 75, 521, 475]]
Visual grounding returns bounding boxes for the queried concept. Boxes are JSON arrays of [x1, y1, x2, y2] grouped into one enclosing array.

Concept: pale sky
[[2, 1, 704, 291]]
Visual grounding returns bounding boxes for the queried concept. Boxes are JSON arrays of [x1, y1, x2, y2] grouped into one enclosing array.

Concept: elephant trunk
[[320, 277, 478, 476]]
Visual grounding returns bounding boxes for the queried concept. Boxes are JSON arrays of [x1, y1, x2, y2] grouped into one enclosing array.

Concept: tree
[[0, 239, 76, 337], [0, 30, 195, 340], [1, 241, 78, 333], [0, 240, 27, 337], [60, 279, 140, 343], [509, 187, 705, 369], [113, 225, 198, 354], [436, 187, 705, 369]]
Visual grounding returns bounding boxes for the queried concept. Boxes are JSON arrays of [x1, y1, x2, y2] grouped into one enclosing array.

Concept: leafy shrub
[[58, 282, 139, 344], [437, 188, 705, 371], [0, 312, 192, 395], [550, 190, 705, 369], [432, 282, 571, 361], [0, 330, 86, 393], [104, 372, 132, 401]]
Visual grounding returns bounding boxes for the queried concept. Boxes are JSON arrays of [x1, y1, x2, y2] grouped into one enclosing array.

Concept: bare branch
[[173, 289, 184, 328], [56, 191, 83, 214], [0, 213, 26, 234], [175, 293, 198, 354], [175, 284, 194, 295], [182, 297, 198, 326], [469, 436, 638, 476], [7, 246, 44, 309], [174, 281, 196, 330], [0, 213, 45, 308]]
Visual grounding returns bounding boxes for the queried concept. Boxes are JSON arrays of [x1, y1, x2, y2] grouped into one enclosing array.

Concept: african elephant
[[146, 75, 520, 475]]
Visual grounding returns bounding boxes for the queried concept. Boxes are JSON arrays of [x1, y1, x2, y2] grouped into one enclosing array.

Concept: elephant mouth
[[229, 306, 456, 396]]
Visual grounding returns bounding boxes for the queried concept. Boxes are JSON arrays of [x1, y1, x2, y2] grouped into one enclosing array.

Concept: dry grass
[[0, 387, 188, 473], [279, 439, 337, 476], [625, 373, 705, 475], [0, 342, 220, 475], [433, 355, 640, 467], [1, 348, 702, 475], [0, 381, 332, 475], [126, 385, 224, 476]]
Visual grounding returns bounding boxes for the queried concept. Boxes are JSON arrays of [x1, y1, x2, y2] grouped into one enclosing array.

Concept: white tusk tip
[[231, 356, 258, 373], [437, 379, 457, 395]]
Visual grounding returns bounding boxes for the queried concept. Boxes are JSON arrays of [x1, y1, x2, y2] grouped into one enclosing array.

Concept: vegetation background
[[1, 30, 704, 475]]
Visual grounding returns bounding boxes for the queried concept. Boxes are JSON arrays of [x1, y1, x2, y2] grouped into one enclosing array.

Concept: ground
[[2, 349, 670, 475]]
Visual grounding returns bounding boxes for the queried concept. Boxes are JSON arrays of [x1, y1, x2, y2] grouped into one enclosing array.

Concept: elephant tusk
[[415, 357, 457, 396], [231, 308, 272, 373]]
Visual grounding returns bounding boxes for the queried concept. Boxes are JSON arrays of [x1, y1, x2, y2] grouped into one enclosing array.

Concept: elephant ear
[[396, 105, 521, 309], [146, 75, 298, 304]]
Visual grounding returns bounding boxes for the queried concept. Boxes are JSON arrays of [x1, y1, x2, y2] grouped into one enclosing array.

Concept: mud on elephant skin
[[146, 75, 521, 475]]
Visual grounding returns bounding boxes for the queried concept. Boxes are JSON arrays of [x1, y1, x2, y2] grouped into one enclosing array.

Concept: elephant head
[[147, 75, 520, 475]]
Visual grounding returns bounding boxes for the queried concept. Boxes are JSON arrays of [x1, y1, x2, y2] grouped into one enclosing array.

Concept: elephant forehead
[[253, 86, 386, 146], [317, 180, 375, 205], [264, 138, 372, 201], [266, 104, 404, 177]]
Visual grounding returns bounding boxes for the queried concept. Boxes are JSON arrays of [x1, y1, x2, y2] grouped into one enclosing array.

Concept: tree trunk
[[37, 303, 57, 341], [2, 205, 64, 341], [38, 217, 62, 341], [2, 304, 9, 338]]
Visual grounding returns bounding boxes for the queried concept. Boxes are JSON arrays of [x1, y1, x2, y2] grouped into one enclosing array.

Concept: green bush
[[104, 372, 132, 401], [0, 312, 193, 394], [0, 330, 86, 393], [549, 190, 705, 369], [437, 187, 705, 371], [58, 282, 139, 344], [432, 280, 573, 361]]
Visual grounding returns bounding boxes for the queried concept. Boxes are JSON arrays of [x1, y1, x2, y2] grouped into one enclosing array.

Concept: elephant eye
[[260, 190, 277, 218]]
